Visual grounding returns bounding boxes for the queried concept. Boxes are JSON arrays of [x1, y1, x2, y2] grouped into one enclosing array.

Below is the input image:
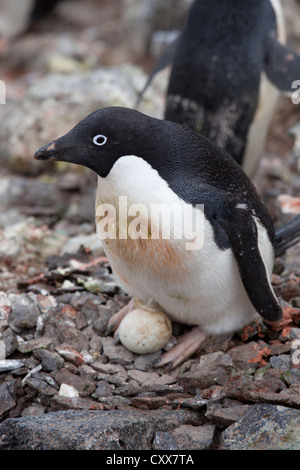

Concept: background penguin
[[136, 0, 300, 178], [34, 106, 300, 368], [0, 0, 62, 41]]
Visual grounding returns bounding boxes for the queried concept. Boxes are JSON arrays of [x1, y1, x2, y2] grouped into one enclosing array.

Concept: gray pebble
[[153, 431, 180, 450], [93, 381, 114, 398], [0, 359, 24, 372], [270, 355, 291, 370], [34, 349, 64, 371], [0, 340, 5, 360], [1, 328, 18, 356], [8, 294, 40, 329]]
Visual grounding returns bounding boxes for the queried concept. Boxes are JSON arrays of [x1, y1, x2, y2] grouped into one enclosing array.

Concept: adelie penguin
[[34, 107, 300, 368], [137, 0, 300, 178]]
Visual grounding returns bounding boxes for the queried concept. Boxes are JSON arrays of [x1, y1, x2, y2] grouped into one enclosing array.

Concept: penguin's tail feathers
[[275, 214, 300, 257]]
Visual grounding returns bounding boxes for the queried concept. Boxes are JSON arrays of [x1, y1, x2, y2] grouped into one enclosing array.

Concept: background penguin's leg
[[106, 298, 135, 336], [265, 37, 300, 94], [154, 326, 206, 369]]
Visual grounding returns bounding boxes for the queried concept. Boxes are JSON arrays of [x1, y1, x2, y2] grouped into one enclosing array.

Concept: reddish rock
[[229, 341, 271, 370], [131, 396, 171, 410], [55, 345, 84, 367], [269, 305, 300, 332], [51, 395, 110, 411]]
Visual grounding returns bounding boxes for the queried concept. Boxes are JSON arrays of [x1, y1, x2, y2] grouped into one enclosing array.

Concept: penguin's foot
[[106, 298, 134, 337], [154, 326, 206, 369]]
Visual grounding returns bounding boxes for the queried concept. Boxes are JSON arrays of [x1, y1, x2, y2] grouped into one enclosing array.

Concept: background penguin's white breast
[[243, 0, 286, 177]]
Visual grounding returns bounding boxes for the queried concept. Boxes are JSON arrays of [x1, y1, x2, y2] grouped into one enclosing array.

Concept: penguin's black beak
[[34, 140, 65, 161]]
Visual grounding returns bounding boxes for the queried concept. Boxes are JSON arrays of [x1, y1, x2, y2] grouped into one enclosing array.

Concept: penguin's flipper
[[265, 36, 300, 93], [135, 37, 179, 108], [219, 207, 282, 322]]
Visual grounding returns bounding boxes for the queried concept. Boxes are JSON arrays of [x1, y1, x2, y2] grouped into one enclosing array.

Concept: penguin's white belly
[[95, 155, 274, 335]]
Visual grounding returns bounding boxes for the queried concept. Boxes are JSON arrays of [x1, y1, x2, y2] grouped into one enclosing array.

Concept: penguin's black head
[[34, 106, 161, 177]]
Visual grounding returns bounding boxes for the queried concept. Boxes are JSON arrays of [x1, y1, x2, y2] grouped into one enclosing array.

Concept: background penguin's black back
[[165, 0, 277, 164]]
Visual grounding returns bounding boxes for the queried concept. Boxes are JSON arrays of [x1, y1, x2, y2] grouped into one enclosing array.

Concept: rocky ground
[[1, 0, 300, 451]]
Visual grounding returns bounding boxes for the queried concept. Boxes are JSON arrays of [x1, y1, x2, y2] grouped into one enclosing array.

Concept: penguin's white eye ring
[[93, 134, 107, 146]]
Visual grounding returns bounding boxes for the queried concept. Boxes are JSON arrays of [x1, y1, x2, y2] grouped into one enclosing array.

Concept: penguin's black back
[[138, 115, 276, 250], [165, 0, 277, 164]]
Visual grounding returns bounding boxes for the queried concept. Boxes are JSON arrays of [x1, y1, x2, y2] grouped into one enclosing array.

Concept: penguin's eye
[[93, 134, 107, 146]]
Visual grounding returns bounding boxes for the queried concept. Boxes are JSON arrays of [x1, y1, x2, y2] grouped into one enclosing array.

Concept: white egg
[[118, 306, 172, 354]]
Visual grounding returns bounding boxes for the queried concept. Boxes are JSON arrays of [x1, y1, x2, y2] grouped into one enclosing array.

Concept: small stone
[[101, 336, 137, 366], [8, 294, 40, 329], [179, 352, 233, 389], [0, 292, 11, 321], [253, 366, 286, 393], [83, 278, 117, 295], [21, 404, 46, 417], [113, 381, 141, 397], [0, 379, 16, 419], [131, 396, 170, 410], [270, 355, 291, 370], [269, 340, 292, 356], [78, 364, 98, 381], [127, 369, 160, 384], [92, 361, 124, 375], [59, 383, 79, 398], [0, 359, 24, 372], [61, 234, 103, 255], [93, 317, 109, 336], [94, 300, 120, 330], [280, 327, 300, 342], [207, 404, 251, 427], [17, 337, 52, 354], [37, 372, 59, 390], [55, 345, 84, 366], [281, 369, 300, 386], [23, 377, 57, 396], [229, 341, 271, 371], [95, 395, 131, 408], [93, 381, 114, 398], [171, 424, 216, 450], [0, 340, 5, 360], [173, 396, 207, 411], [89, 334, 103, 353], [1, 328, 18, 356], [153, 432, 180, 450], [50, 395, 109, 411], [134, 351, 162, 371], [11, 367, 30, 376], [54, 369, 96, 397], [80, 350, 94, 364], [150, 374, 176, 385], [60, 280, 77, 291], [34, 349, 64, 371]]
